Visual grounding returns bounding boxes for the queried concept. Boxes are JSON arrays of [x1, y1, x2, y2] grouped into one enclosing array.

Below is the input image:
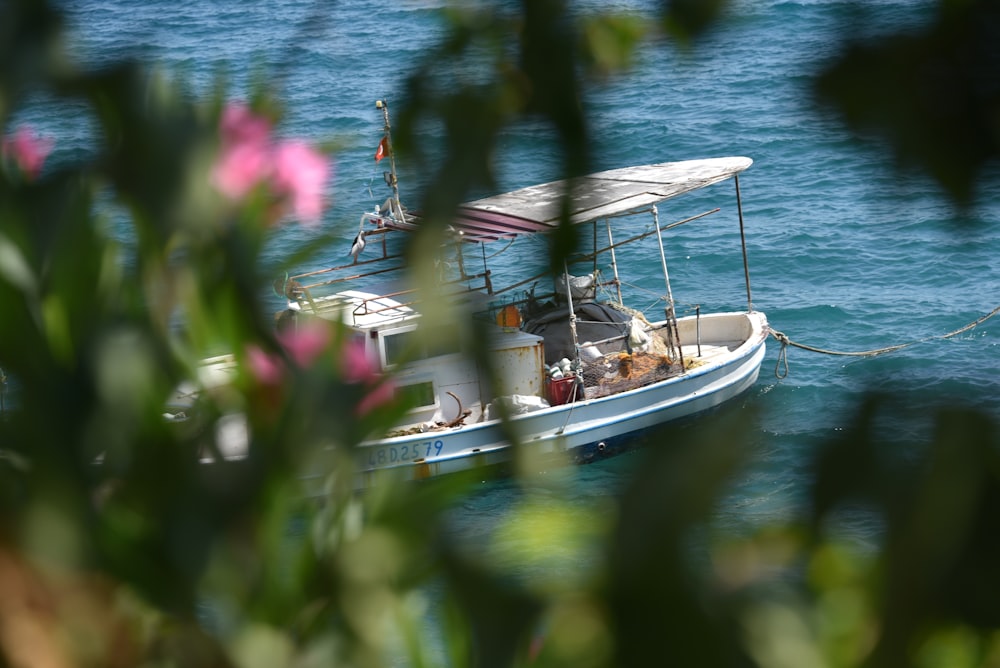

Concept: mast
[[375, 99, 405, 223]]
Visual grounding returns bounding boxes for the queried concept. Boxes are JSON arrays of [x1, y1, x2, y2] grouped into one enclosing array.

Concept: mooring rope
[[770, 304, 1000, 379]]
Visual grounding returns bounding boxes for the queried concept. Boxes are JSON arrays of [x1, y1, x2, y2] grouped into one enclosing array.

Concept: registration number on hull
[[365, 439, 445, 467]]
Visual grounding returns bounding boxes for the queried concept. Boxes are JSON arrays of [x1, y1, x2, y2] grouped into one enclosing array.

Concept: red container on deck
[[546, 376, 580, 405]]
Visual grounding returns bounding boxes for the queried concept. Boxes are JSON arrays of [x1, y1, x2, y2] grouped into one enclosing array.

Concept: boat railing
[[294, 257, 407, 294], [281, 233, 494, 324], [282, 205, 722, 331], [345, 270, 493, 322], [283, 227, 401, 290]]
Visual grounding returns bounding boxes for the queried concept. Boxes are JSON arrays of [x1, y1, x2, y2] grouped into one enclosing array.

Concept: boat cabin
[[284, 288, 547, 432]]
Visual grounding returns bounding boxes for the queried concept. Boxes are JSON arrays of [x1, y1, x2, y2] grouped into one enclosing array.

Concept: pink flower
[[213, 140, 270, 200], [246, 333, 393, 417], [213, 103, 271, 199], [356, 380, 395, 417], [341, 339, 394, 416], [277, 323, 330, 367], [342, 339, 379, 384], [247, 324, 331, 386], [247, 345, 284, 386], [212, 102, 330, 226], [273, 140, 329, 225], [2, 126, 53, 180], [220, 103, 271, 146]]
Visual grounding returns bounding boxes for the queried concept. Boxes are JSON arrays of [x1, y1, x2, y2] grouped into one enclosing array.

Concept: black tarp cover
[[523, 302, 632, 365]]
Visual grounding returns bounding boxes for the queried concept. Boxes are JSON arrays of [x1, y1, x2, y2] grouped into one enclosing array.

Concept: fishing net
[[581, 351, 677, 398], [577, 323, 704, 399]]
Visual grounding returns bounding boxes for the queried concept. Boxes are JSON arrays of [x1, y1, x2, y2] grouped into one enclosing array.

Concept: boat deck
[[682, 341, 742, 364]]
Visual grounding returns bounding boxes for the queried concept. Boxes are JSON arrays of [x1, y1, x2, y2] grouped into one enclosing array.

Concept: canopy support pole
[[653, 205, 683, 366], [606, 219, 624, 305], [592, 221, 598, 278], [735, 174, 753, 312], [562, 260, 583, 401]]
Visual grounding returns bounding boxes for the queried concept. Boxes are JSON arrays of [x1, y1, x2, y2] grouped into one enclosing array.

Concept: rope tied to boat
[[770, 304, 1000, 378], [772, 331, 791, 379]]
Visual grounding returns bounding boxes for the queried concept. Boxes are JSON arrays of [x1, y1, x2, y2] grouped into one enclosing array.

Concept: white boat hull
[[304, 310, 768, 489]]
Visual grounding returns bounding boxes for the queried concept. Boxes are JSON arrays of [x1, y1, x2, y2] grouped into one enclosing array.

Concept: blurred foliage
[[0, 0, 998, 667], [814, 0, 1000, 206]]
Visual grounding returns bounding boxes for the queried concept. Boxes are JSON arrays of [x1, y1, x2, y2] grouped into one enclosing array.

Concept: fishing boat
[[270, 100, 769, 486]]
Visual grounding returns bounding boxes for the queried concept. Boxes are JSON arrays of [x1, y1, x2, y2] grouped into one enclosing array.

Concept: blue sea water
[[35, 0, 1000, 542]]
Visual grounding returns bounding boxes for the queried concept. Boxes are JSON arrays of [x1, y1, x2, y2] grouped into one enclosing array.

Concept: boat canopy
[[403, 157, 752, 243]]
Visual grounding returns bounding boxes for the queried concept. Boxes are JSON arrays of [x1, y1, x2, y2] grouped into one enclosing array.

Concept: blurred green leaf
[[815, 0, 1000, 205], [661, 0, 730, 44], [2, 0, 999, 666]]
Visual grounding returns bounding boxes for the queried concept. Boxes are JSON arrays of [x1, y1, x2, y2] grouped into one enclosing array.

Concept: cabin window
[[382, 328, 413, 368], [396, 380, 436, 409], [380, 325, 461, 368]]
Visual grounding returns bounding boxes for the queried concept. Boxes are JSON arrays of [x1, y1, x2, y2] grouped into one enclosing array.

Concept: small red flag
[[375, 136, 388, 163]]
